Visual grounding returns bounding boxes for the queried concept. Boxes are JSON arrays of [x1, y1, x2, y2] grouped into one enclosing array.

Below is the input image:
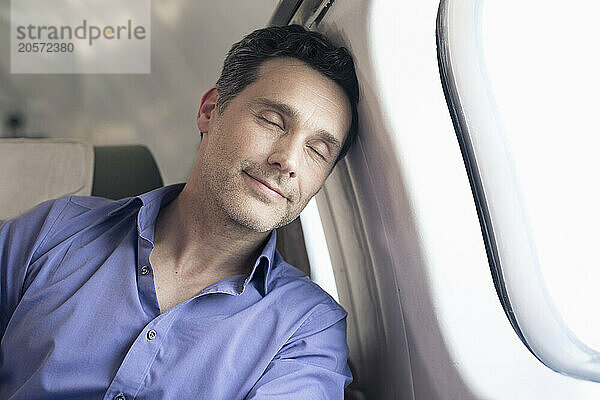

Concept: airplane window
[[438, 0, 600, 382], [481, 1, 600, 352]]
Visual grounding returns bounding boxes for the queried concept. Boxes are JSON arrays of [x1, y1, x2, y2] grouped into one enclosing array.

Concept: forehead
[[239, 57, 351, 142]]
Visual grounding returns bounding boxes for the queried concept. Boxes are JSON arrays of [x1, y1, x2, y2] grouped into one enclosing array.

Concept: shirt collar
[[201, 229, 277, 297], [243, 229, 277, 296], [106, 183, 185, 222], [135, 183, 185, 242], [131, 183, 278, 296]]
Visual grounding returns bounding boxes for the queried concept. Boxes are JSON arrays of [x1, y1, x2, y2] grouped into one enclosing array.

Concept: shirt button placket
[[140, 265, 150, 275]]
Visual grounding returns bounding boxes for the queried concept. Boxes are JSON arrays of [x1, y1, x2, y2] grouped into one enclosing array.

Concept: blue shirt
[[0, 184, 352, 399]]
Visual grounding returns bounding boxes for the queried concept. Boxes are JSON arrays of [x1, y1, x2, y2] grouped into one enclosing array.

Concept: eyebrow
[[253, 97, 342, 151]]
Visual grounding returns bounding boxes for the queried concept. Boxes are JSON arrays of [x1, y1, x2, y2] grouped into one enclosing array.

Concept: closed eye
[[260, 117, 283, 129], [308, 146, 326, 160], [258, 111, 285, 130]]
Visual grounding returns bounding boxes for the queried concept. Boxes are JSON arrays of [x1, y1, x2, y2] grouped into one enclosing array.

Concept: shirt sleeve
[[245, 303, 353, 400], [0, 199, 66, 336]]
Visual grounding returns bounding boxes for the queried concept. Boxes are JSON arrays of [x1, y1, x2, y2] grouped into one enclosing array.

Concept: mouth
[[243, 172, 287, 200]]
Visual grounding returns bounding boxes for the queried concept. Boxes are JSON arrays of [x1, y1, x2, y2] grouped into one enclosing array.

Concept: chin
[[228, 210, 283, 233], [217, 197, 288, 232], [233, 206, 299, 232]]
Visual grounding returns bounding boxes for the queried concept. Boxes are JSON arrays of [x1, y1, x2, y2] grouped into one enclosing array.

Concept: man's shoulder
[[268, 252, 347, 320], [39, 195, 135, 229], [2, 194, 117, 233], [59, 194, 140, 218], [12, 194, 133, 221], [66, 194, 120, 209], [1, 194, 138, 254], [264, 253, 350, 376]]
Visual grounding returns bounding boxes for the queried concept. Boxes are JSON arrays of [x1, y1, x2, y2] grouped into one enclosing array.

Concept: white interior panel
[[316, 0, 600, 398]]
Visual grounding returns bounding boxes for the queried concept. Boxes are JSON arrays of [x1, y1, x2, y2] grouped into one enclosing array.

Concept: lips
[[244, 172, 287, 199]]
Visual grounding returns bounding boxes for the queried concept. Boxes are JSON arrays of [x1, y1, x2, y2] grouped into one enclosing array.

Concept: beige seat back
[[0, 138, 94, 220]]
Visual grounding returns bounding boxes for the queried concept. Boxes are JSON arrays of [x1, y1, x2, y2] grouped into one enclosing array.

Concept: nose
[[267, 137, 300, 178]]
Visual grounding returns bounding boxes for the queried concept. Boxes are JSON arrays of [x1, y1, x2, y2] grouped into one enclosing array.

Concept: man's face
[[195, 57, 351, 232]]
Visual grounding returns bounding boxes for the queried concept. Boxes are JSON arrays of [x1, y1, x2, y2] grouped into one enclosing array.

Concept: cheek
[[209, 121, 256, 160], [299, 172, 328, 200], [236, 126, 273, 159]]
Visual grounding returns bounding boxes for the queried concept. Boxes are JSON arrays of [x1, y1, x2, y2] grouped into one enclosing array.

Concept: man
[[0, 25, 359, 399]]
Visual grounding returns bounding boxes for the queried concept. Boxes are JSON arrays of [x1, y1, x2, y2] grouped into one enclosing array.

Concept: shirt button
[[140, 265, 150, 275], [114, 395, 126, 400], [147, 329, 157, 340]]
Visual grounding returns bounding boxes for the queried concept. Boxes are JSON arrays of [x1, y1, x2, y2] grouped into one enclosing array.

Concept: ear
[[197, 87, 219, 134]]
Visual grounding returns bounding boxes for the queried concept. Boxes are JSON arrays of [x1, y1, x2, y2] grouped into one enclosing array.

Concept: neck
[[152, 184, 271, 279]]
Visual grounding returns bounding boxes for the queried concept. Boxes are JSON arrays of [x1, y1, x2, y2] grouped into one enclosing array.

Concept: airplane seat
[[0, 138, 163, 220], [91, 144, 163, 200], [0, 138, 95, 221]]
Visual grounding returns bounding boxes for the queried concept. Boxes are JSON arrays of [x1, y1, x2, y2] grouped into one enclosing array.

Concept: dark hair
[[216, 25, 359, 163]]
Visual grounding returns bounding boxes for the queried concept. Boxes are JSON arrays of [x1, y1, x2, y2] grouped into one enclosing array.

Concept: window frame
[[436, 0, 600, 383]]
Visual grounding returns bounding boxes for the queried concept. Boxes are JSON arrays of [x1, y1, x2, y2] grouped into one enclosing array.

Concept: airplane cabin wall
[[312, 0, 600, 399]]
